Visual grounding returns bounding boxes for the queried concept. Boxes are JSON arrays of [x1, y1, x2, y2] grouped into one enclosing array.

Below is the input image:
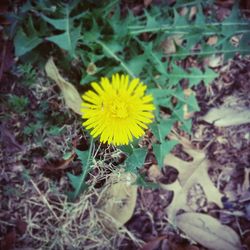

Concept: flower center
[[110, 99, 128, 118]]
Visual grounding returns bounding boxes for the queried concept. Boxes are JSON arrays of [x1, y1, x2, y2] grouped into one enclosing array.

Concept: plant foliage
[[7, 0, 250, 196]]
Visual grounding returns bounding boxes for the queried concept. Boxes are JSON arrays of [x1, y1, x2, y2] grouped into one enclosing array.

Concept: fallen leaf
[[141, 236, 168, 250], [161, 35, 183, 54], [204, 55, 223, 68], [189, 6, 197, 20], [148, 164, 162, 182], [162, 135, 223, 221], [179, 7, 188, 16], [202, 106, 250, 126], [242, 168, 250, 192], [183, 104, 194, 119], [100, 172, 137, 227], [144, 0, 152, 7], [43, 153, 75, 174], [176, 212, 241, 250], [183, 88, 194, 97], [45, 57, 82, 115], [207, 36, 218, 45]]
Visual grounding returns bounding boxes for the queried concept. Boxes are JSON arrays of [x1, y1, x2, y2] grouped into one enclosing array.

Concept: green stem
[[128, 23, 250, 35], [96, 40, 136, 78], [74, 138, 94, 199]]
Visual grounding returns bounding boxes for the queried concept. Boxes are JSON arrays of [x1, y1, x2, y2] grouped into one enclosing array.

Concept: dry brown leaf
[[162, 135, 223, 221], [144, 0, 152, 7], [183, 104, 194, 119], [204, 55, 223, 68], [161, 35, 183, 54], [45, 57, 83, 115], [183, 88, 194, 97], [242, 168, 250, 192], [202, 106, 250, 126], [101, 172, 137, 227], [176, 212, 241, 250], [141, 236, 168, 250], [207, 36, 218, 45], [148, 164, 162, 182], [179, 7, 188, 16], [189, 6, 197, 20]]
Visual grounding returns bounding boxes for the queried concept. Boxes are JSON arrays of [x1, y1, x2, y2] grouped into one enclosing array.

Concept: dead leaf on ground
[[148, 164, 162, 182], [142, 235, 201, 250], [204, 55, 223, 68], [242, 168, 250, 192], [207, 36, 218, 46], [162, 134, 223, 221], [42, 153, 75, 173], [45, 57, 83, 115], [176, 212, 241, 250], [141, 235, 168, 250], [189, 6, 197, 20], [144, 0, 152, 7], [161, 35, 183, 54], [202, 106, 250, 127], [100, 172, 137, 228]]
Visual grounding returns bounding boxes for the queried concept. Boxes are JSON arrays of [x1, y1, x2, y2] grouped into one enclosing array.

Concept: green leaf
[[173, 8, 189, 27], [127, 55, 146, 76], [40, 14, 67, 30], [145, 10, 159, 29], [168, 64, 218, 87], [14, 28, 42, 56], [153, 140, 178, 167], [238, 32, 250, 55], [67, 142, 93, 200], [202, 67, 218, 86], [186, 93, 200, 112], [46, 25, 81, 57], [75, 149, 90, 166], [96, 40, 136, 77], [126, 148, 147, 173], [173, 106, 192, 133], [150, 119, 174, 142]]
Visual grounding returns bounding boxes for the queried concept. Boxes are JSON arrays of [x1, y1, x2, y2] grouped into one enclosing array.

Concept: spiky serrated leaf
[[154, 140, 178, 167], [150, 119, 174, 142], [14, 28, 42, 57], [41, 15, 68, 30], [127, 55, 146, 75], [173, 106, 192, 133], [67, 147, 92, 200], [46, 25, 81, 57], [168, 64, 218, 87], [126, 148, 147, 173]]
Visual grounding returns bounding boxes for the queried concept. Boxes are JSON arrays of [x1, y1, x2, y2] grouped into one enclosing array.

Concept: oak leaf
[[176, 212, 241, 250], [162, 135, 223, 221], [100, 172, 137, 227]]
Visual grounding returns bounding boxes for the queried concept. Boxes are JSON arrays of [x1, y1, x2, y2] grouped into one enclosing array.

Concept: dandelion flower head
[[81, 73, 155, 145]]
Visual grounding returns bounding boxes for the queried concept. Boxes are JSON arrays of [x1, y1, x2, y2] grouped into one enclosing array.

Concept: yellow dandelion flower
[[81, 73, 155, 145]]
